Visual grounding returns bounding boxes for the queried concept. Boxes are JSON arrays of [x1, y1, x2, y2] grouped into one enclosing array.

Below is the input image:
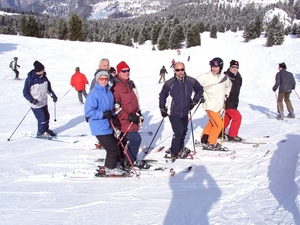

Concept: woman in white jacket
[[197, 57, 232, 151]]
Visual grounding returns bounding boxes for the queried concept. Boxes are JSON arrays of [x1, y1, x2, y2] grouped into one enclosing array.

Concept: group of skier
[[19, 56, 296, 176]]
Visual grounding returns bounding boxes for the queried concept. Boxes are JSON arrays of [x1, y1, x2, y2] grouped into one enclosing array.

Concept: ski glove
[[200, 96, 205, 104], [103, 110, 113, 120], [189, 98, 198, 110], [137, 111, 144, 123], [272, 87, 277, 92], [128, 113, 140, 125], [160, 107, 168, 118], [52, 94, 58, 102], [30, 99, 38, 105]]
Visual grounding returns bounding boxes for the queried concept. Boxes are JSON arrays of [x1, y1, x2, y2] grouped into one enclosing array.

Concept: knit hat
[[34, 60, 45, 72], [278, 62, 287, 69], [95, 70, 109, 81], [116, 61, 130, 74], [230, 60, 239, 68]]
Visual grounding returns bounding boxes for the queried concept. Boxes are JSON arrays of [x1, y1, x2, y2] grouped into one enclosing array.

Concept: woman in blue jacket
[[85, 70, 124, 176]]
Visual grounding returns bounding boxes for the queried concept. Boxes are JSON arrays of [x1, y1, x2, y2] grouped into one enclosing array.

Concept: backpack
[[9, 61, 14, 69]]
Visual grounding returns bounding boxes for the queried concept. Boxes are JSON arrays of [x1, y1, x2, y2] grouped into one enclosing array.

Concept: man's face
[[211, 66, 220, 75], [174, 63, 185, 78], [99, 60, 110, 71], [119, 68, 130, 80]]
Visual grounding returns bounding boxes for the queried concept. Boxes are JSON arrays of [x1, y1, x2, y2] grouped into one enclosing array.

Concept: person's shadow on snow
[[164, 165, 221, 225], [53, 115, 85, 133], [268, 134, 300, 224]]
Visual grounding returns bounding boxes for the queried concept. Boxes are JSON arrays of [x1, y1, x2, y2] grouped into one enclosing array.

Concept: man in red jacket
[[70, 67, 89, 103], [111, 61, 149, 170]]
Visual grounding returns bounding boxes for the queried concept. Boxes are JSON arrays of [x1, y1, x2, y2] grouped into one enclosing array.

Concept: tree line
[[1, 1, 300, 49]]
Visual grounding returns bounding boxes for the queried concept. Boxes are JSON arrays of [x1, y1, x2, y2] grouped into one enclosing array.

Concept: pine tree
[[157, 26, 170, 50], [56, 19, 68, 40], [266, 15, 285, 46], [68, 14, 84, 41], [151, 21, 162, 45], [186, 24, 201, 48], [169, 24, 185, 49], [210, 25, 217, 38]]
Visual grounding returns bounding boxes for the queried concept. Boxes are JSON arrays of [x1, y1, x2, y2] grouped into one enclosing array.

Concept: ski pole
[[145, 117, 165, 155], [117, 122, 133, 145], [59, 86, 73, 102], [189, 111, 196, 154], [294, 90, 300, 100], [192, 101, 202, 117], [109, 120, 139, 178], [54, 102, 57, 122], [7, 107, 31, 141], [221, 103, 226, 143]]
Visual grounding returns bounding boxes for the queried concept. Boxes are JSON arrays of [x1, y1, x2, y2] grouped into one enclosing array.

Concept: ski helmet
[[209, 57, 223, 73]]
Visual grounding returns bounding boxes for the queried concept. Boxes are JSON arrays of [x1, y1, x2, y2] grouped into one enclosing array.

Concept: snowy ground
[[0, 31, 300, 224]]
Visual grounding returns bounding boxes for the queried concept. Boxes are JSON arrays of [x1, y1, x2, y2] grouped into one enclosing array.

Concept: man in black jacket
[[272, 62, 296, 119], [222, 60, 243, 142]]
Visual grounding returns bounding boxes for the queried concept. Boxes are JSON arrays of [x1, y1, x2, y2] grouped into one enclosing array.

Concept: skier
[[159, 61, 203, 159], [70, 67, 89, 104], [272, 62, 296, 119], [197, 57, 232, 151], [158, 65, 168, 83], [23, 60, 58, 138], [222, 60, 243, 142], [170, 59, 175, 68], [10, 57, 21, 80], [85, 70, 124, 176], [111, 61, 149, 169]]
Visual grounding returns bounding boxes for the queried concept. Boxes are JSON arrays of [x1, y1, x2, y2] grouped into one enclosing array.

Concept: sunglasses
[[175, 68, 185, 72], [231, 66, 239, 69], [121, 69, 130, 73], [98, 77, 108, 81]]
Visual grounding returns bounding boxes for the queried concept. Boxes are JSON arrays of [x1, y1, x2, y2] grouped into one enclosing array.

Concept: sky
[[0, 30, 300, 225]]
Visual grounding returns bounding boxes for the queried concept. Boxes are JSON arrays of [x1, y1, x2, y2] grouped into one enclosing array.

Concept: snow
[[0, 31, 300, 224]]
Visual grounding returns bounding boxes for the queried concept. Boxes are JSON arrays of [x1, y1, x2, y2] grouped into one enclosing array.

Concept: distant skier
[[10, 57, 20, 80], [272, 62, 296, 119], [70, 67, 89, 104], [187, 55, 190, 61], [158, 65, 168, 83], [170, 59, 175, 68]]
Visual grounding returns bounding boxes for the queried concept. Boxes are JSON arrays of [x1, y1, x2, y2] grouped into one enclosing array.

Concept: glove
[[160, 106, 168, 118], [103, 110, 113, 120], [138, 111, 144, 123], [189, 99, 198, 110], [30, 99, 38, 105], [128, 113, 140, 125], [200, 96, 205, 104], [52, 94, 58, 102], [272, 87, 276, 92], [85, 116, 89, 123]]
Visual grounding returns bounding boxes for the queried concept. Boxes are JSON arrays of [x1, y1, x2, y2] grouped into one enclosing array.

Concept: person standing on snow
[[158, 65, 168, 83], [111, 61, 149, 169], [11, 57, 21, 80], [84, 70, 124, 176], [197, 57, 232, 151], [159, 62, 203, 159], [70, 67, 89, 104], [272, 62, 296, 120], [90, 58, 111, 91], [23, 60, 58, 138], [221, 60, 243, 142], [170, 59, 175, 68]]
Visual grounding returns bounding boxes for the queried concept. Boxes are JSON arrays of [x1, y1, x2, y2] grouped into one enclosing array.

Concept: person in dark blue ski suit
[[23, 60, 58, 138], [159, 61, 204, 159]]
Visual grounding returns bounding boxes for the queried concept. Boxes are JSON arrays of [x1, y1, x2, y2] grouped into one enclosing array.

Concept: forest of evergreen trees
[[1, 0, 300, 49]]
